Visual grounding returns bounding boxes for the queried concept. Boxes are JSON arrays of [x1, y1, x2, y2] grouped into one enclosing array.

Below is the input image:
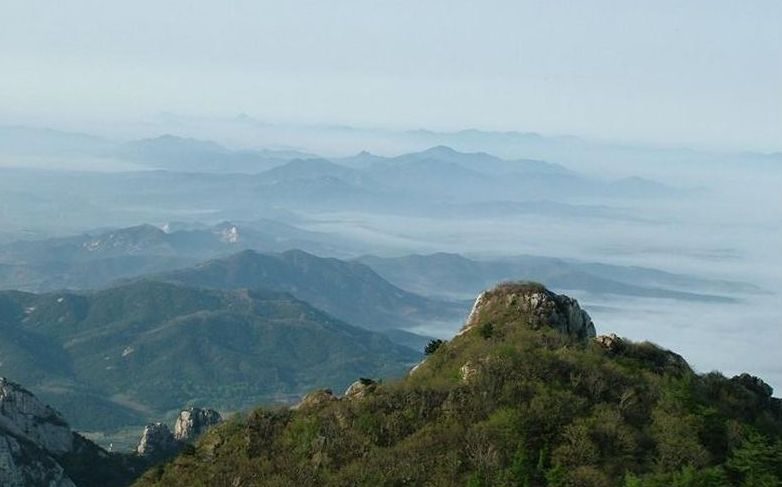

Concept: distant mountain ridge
[[155, 249, 466, 333], [0, 220, 352, 292], [117, 134, 315, 173], [357, 252, 758, 302]]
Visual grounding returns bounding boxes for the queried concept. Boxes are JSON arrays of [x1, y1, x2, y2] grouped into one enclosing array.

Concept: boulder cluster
[[136, 407, 222, 458]]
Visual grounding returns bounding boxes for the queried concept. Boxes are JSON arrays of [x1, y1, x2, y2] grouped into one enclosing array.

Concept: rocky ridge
[[136, 407, 223, 459], [461, 281, 596, 338], [0, 377, 143, 487], [173, 407, 222, 442], [130, 283, 782, 487], [0, 377, 77, 487]]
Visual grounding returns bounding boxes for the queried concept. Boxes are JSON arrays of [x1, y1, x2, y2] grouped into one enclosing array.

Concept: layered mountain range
[[2, 283, 780, 486]]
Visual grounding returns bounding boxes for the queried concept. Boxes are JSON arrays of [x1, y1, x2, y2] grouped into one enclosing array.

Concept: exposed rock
[[136, 423, 177, 457], [0, 377, 73, 455], [407, 359, 426, 376], [461, 282, 596, 339], [343, 378, 377, 400], [0, 378, 140, 486], [594, 333, 624, 352], [174, 407, 222, 442], [459, 357, 497, 383], [0, 434, 76, 487], [460, 361, 480, 383], [293, 389, 336, 410]]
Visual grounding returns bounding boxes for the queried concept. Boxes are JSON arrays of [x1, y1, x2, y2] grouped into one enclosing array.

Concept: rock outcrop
[[461, 282, 596, 339], [343, 378, 377, 400], [0, 434, 76, 487], [594, 333, 624, 352], [0, 377, 141, 486], [173, 407, 222, 442], [0, 378, 74, 455], [136, 423, 177, 458], [0, 377, 79, 487]]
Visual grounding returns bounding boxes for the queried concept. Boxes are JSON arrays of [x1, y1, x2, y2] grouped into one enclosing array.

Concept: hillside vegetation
[[0, 281, 418, 432], [136, 283, 782, 487]]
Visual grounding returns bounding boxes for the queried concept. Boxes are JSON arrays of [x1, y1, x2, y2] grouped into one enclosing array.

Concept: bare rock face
[[136, 422, 177, 457], [0, 377, 77, 487], [0, 378, 73, 455], [0, 434, 76, 487], [594, 333, 624, 353], [459, 361, 480, 383], [343, 378, 377, 400], [174, 407, 222, 442], [461, 282, 596, 339]]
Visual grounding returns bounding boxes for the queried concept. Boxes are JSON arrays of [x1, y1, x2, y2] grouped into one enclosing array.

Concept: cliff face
[[0, 377, 143, 487], [173, 408, 222, 442], [0, 378, 76, 487], [135, 407, 223, 461]]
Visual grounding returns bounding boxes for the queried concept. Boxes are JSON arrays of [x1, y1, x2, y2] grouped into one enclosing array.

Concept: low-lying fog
[[1, 121, 780, 390]]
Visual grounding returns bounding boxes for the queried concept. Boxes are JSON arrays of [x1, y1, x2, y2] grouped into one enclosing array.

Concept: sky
[[1, 0, 780, 151]]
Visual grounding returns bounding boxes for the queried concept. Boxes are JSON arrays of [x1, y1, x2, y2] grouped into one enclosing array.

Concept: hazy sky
[[1, 0, 780, 150]]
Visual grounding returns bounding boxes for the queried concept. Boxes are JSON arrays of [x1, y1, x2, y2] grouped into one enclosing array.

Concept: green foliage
[[133, 291, 782, 487], [0, 281, 419, 434], [479, 322, 495, 339], [425, 338, 446, 355]]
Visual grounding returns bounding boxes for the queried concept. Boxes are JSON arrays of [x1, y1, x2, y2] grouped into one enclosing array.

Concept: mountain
[[0, 221, 353, 292], [341, 145, 570, 176], [117, 135, 299, 173], [134, 283, 782, 487], [0, 125, 115, 157], [357, 252, 755, 302], [340, 145, 680, 202], [0, 281, 419, 434], [156, 249, 466, 333], [256, 158, 374, 186], [0, 377, 143, 487]]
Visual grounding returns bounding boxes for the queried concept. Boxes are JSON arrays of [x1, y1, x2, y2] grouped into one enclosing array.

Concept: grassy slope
[[135, 285, 782, 487]]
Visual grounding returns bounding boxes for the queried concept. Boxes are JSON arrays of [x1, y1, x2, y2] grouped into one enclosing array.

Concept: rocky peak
[[461, 282, 596, 339], [0, 378, 140, 486], [173, 407, 222, 442], [0, 377, 73, 455], [136, 423, 177, 458]]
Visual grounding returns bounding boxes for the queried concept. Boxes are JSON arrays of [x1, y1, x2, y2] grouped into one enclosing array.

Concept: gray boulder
[[343, 378, 377, 400], [174, 407, 222, 442], [136, 422, 177, 457]]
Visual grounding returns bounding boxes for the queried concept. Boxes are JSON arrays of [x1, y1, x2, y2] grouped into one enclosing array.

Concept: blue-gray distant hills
[[154, 249, 465, 333], [356, 252, 760, 302], [0, 221, 353, 291]]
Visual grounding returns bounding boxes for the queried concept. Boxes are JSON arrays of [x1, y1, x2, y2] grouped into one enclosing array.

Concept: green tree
[[424, 338, 445, 355]]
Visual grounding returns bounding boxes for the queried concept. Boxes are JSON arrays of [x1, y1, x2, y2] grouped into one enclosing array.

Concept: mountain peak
[[420, 145, 460, 156], [461, 281, 596, 339]]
